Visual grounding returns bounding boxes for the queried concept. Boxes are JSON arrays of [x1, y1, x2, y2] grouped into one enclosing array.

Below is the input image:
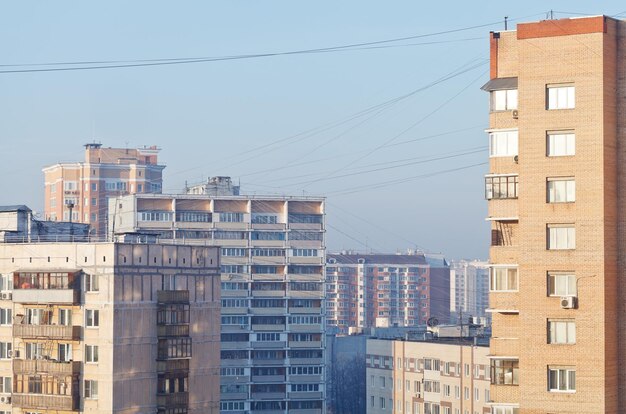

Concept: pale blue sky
[[0, 2, 623, 258]]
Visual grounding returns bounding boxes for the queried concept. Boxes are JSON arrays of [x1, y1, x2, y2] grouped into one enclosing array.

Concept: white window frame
[[547, 131, 575, 156], [488, 129, 518, 157], [84, 379, 98, 399], [548, 367, 575, 392], [86, 309, 99, 328], [86, 344, 99, 363], [491, 89, 518, 111], [548, 272, 577, 297], [548, 225, 575, 250], [489, 266, 518, 292], [548, 320, 576, 344], [547, 178, 575, 203], [547, 84, 575, 110]]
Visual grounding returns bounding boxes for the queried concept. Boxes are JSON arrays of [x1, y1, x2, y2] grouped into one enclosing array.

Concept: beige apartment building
[[43, 143, 165, 236], [483, 15, 626, 414], [366, 338, 491, 414], [0, 206, 221, 413], [108, 191, 326, 414]]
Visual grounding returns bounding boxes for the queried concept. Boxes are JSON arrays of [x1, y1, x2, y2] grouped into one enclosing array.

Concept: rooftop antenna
[[504, 16, 508, 30]]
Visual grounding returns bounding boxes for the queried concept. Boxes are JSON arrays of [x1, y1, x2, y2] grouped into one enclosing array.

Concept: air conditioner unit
[[0, 292, 11, 300], [560, 296, 576, 309], [0, 395, 9, 404], [512, 109, 519, 119]]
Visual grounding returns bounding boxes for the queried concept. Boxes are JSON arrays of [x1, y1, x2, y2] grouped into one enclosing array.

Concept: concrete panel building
[[366, 338, 491, 414], [449, 260, 489, 323], [0, 207, 221, 413], [326, 253, 450, 333], [43, 143, 165, 236], [483, 14, 626, 413], [108, 191, 326, 414]]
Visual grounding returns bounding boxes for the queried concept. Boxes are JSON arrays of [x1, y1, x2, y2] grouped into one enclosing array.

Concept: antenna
[[504, 16, 508, 30]]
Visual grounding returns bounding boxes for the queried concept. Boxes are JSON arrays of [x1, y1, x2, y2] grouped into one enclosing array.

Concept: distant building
[[42, 143, 165, 235], [366, 337, 491, 414], [184, 176, 240, 196], [0, 205, 89, 242], [326, 252, 450, 333], [109, 189, 326, 413], [0, 205, 221, 413], [449, 260, 489, 323]]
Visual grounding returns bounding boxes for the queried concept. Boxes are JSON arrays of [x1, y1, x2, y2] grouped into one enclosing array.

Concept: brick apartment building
[[484, 14, 626, 413]]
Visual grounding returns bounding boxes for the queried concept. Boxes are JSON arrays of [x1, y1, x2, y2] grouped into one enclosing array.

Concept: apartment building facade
[[366, 338, 491, 414], [43, 143, 165, 235], [449, 260, 489, 323], [109, 193, 326, 414], [326, 253, 450, 333], [484, 15, 626, 413], [0, 213, 221, 413]]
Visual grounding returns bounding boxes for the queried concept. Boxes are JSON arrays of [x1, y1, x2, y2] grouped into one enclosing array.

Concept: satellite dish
[[427, 317, 439, 328]]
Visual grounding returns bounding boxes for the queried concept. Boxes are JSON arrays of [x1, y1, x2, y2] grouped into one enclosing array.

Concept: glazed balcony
[[157, 325, 190, 337], [157, 392, 189, 407], [157, 290, 190, 304]]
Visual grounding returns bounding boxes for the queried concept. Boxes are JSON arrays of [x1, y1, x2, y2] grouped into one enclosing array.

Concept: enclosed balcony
[[13, 359, 81, 375], [12, 270, 81, 304], [14, 324, 81, 340], [12, 393, 79, 411], [157, 290, 190, 304]]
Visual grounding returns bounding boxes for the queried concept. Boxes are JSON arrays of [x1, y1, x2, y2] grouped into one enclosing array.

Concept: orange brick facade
[[486, 15, 625, 413]]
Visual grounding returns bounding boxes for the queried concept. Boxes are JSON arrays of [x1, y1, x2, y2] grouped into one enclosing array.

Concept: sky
[[1, 1, 624, 259]]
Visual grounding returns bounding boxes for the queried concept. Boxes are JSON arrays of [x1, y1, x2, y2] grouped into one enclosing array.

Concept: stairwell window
[[547, 178, 575, 203], [489, 267, 518, 292], [489, 129, 518, 157], [548, 367, 575, 392], [548, 225, 575, 250], [547, 84, 575, 109]]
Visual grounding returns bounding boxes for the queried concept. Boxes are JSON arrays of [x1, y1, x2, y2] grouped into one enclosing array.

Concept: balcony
[[252, 341, 286, 349], [14, 324, 81, 340], [12, 393, 78, 411], [289, 391, 323, 400], [252, 358, 285, 366], [157, 325, 190, 337], [157, 359, 189, 374], [157, 290, 189, 304], [12, 289, 79, 304], [289, 341, 321, 349], [251, 375, 284, 383], [251, 290, 285, 298], [251, 392, 285, 400], [288, 307, 321, 315], [13, 359, 81, 375], [157, 392, 189, 407], [250, 307, 285, 316]]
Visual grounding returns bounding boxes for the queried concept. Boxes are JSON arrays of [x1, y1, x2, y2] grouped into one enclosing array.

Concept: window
[[548, 367, 575, 392], [474, 387, 479, 401], [380, 397, 385, 409], [492, 408, 519, 414], [86, 309, 99, 327], [491, 88, 518, 111], [91, 183, 97, 191], [489, 130, 518, 157], [219, 212, 244, 223], [85, 380, 98, 399], [485, 175, 518, 199], [455, 385, 460, 399], [85, 273, 99, 292], [86, 345, 99, 363], [58, 343, 72, 362], [221, 402, 245, 411], [64, 181, 77, 191], [547, 84, 575, 109], [547, 131, 575, 156], [25, 343, 43, 360], [548, 273, 576, 296], [221, 248, 247, 257], [548, 225, 575, 250], [0, 342, 11, 359], [491, 359, 519, 385], [0, 376, 10, 394], [158, 338, 192, 359], [548, 320, 576, 344], [379, 376, 385, 388], [490, 267, 518, 291], [547, 178, 575, 203], [0, 309, 11, 326]]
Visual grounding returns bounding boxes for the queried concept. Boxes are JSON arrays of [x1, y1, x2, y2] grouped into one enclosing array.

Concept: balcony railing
[[157, 392, 189, 407], [12, 393, 78, 411], [157, 325, 190, 337], [13, 359, 81, 375], [157, 290, 190, 304], [157, 359, 189, 373], [13, 324, 81, 340]]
